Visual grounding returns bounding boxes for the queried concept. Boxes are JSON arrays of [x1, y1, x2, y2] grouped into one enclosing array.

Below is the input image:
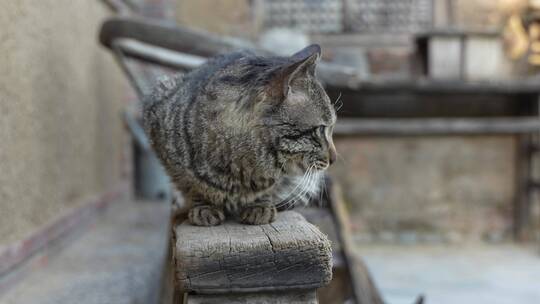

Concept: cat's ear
[[289, 44, 320, 78], [269, 44, 321, 99]]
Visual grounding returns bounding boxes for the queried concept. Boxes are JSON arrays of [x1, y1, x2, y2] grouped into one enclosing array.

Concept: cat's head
[[259, 45, 337, 174]]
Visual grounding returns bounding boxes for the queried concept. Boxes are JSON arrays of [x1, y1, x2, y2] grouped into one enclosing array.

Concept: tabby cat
[[143, 44, 336, 226]]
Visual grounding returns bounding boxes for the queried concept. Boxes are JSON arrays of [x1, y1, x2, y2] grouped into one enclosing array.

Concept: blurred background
[[2, 0, 540, 303]]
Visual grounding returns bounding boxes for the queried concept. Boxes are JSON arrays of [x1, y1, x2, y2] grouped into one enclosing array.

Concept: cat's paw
[[188, 205, 225, 226], [240, 205, 276, 225]]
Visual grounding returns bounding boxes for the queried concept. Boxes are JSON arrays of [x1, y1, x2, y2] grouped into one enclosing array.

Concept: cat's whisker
[[305, 171, 322, 208], [278, 160, 288, 174], [333, 92, 343, 113], [290, 170, 313, 205], [275, 166, 313, 207], [332, 92, 342, 105], [298, 171, 316, 208], [278, 165, 315, 208], [335, 102, 343, 113], [286, 168, 314, 207], [317, 175, 326, 208], [322, 176, 328, 208], [283, 166, 319, 209]]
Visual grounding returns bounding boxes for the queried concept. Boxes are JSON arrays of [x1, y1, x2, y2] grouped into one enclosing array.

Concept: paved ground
[[0, 200, 170, 304], [357, 244, 540, 304]]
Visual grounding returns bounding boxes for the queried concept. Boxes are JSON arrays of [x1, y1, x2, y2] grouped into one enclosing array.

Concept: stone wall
[[451, 0, 527, 30], [175, 0, 258, 39], [0, 1, 128, 245], [330, 136, 516, 243]]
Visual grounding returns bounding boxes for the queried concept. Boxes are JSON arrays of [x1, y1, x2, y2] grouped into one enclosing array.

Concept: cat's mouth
[[313, 160, 329, 171], [299, 159, 329, 172], [284, 156, 331, 174]]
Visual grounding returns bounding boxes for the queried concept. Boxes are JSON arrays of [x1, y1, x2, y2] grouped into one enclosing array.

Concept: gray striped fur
[[143, 45, 336, 226]]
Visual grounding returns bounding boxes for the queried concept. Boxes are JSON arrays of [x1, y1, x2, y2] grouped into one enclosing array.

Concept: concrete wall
[[0, 1, 127, 245], [175, 0, 257, 39], [451, 0, 526, 30], [330, 136, 516, 243]]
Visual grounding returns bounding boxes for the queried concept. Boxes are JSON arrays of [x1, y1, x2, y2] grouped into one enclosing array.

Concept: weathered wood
[[100, 17, 253, 58], [299, 180, 393, 304], [514, 134, 533, 241], [173, 211, 332, 294], [326, 78, 540, 94], [103, 19, 365, 90], [328, 182, 387, 304], [114, 38, 206, 72], [334, 117, 540, 136], [296, 207, 343, 267], [185, 290, 317, 304]]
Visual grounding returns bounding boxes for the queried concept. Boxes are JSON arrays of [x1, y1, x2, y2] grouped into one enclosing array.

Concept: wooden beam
[[185, 291, 317, 304], [326, 181, 386, 304], [100, 17, 253, 57], [514, 135, 533, 241], [173, 211, 332, 294], [114, 38, 206, 71], [325, 78, 540, 94], [334, 117, 540, 136]]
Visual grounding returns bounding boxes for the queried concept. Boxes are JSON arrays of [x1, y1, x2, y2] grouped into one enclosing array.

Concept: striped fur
[[143, 45, 336, 226]]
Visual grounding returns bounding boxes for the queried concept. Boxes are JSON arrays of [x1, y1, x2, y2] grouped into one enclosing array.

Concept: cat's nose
[[328, 144, 337, 165]]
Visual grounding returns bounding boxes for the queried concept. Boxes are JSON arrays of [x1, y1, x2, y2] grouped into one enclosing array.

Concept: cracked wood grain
[[186, 290, 318, 304], [173, 211, 332, 294]]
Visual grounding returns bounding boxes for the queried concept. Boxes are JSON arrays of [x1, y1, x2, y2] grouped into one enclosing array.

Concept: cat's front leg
[[188, 202, 225, 226], [239, 200, 277, 225]]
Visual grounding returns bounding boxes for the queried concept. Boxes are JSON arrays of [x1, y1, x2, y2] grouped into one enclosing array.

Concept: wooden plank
[[173, 211, 332, 294], [325, 78, 540, 94], [112, 36, 366, 92], [325, 90, 530, 118], [114, 38, 206, 71], [327, 181, 387, 304], [186, 290, 317, 304], [334, 118, 540, 136], [100, 17, 253, 57], [295, 207, 343, 267], [103, 19, 367, 91], [514, 135, 533, 241]]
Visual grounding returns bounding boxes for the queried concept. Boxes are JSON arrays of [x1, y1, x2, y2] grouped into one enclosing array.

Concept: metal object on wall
[[261, 0, 432, 34], [133, 142, 171, 201], [345, 0, 433, 33], [416, 30, 510, 81], [123, 109, 171, 201], [262, 0, 344, 33]]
